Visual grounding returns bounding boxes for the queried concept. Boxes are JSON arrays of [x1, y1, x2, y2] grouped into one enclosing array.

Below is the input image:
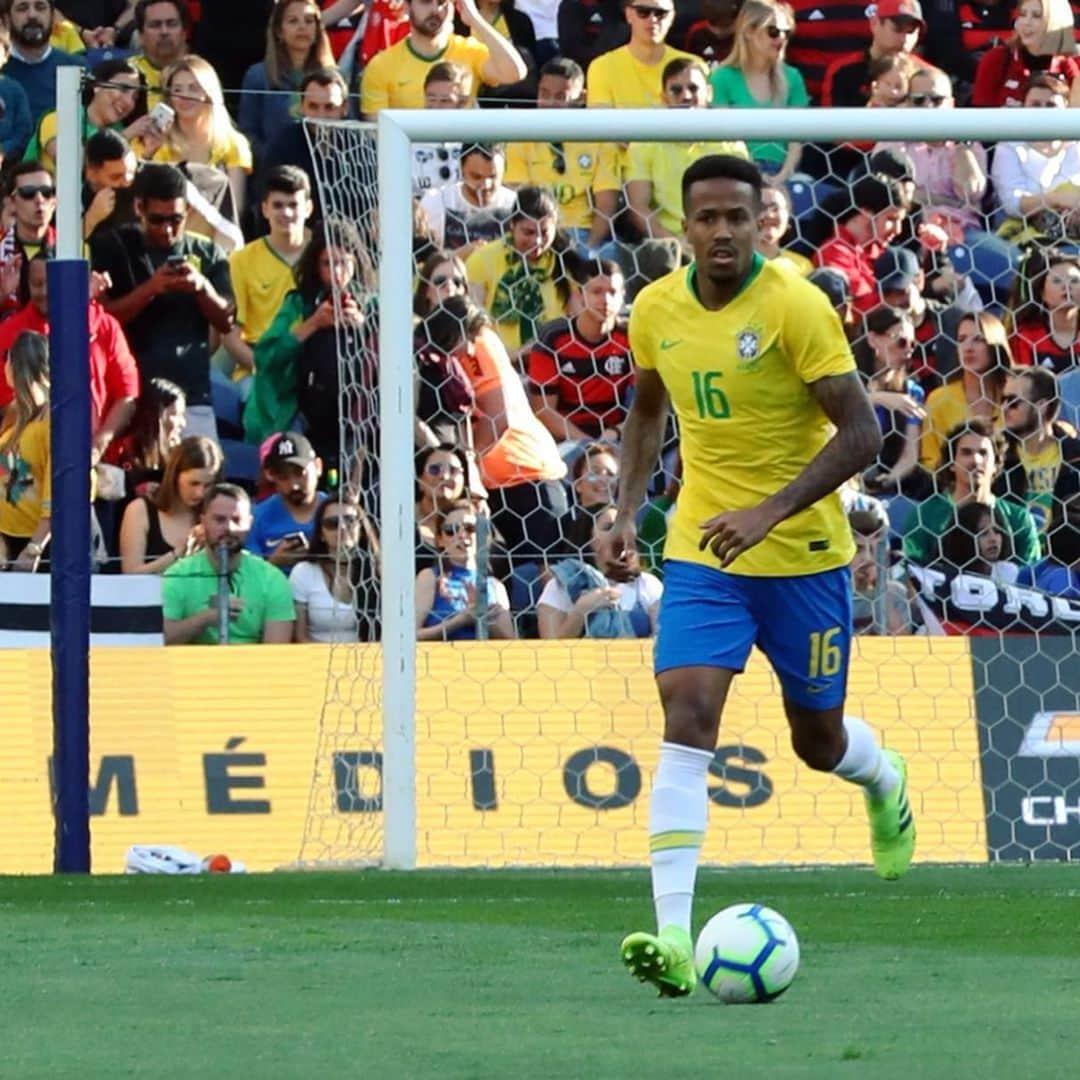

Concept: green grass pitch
[[2, 865, 1078, 1078]]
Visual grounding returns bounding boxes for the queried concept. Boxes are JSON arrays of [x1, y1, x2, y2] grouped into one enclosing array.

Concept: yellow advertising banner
[[0, 639, 987, 873]]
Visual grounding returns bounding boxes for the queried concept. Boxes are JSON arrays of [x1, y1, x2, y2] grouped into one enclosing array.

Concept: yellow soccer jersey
[[626, 140, 749, 236], [131, 54, 165, 107], [504, 141, 608, 230], [361, 35, 490, 114], [586, 44, 696, 108], [466, 238, 563, 353], [630, 255, 857, 577], [230, 237, 303, 346]]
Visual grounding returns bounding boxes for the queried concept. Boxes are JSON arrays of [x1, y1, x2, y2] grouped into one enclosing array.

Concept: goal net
[[297, 104, 1080, 869]]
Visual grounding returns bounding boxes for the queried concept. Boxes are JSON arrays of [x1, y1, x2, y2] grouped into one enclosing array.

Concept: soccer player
[[605, 155, 916, 998]]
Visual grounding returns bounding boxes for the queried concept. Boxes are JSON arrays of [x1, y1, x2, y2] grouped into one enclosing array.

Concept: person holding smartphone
[[244, 431, 327, 572]]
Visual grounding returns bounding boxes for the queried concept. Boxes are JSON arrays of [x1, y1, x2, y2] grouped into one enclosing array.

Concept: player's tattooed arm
[[771, 370, 882, 519], [700, 370, 882, 566]]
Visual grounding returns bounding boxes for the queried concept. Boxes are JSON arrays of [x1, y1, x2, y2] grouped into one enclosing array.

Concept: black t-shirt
[[90, 225, 232, 407], [58, 1, 128, 28]]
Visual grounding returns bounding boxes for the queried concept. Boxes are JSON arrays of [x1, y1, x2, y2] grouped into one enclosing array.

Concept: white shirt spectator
[[290, 560, 359, 643], [991, 141, 1080, 218], [538, 572, 663, 615], [419, 181, 517, 250], [515, 0, 559, 39]]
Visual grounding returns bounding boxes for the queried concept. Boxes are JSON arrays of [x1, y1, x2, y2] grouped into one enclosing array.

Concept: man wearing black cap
[[246, 431, 326, 569]]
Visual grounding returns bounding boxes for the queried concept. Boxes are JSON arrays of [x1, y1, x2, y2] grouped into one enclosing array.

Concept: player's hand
[[699, 504, 780, 567], [595, 515, 637, 575]]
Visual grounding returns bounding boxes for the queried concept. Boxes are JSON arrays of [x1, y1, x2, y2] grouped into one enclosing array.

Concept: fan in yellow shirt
[[360, 0, 527, 116], [586, 0, 696, 245], [624, 58, 749, 242], [224, 166, 314, 383], [503, 57, 617, 252], [466, 187, 569, 356]]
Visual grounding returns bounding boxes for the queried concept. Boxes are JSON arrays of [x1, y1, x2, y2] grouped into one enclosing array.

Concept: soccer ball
[[694, 903, 800, 1003]]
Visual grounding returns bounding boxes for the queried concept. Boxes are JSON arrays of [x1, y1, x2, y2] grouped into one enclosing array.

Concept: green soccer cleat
[[620, 925, 696, 998], [866, 749, 916, 880]]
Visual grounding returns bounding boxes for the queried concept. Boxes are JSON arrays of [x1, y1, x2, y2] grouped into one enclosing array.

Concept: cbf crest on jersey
[[735, 325, 764, 372]]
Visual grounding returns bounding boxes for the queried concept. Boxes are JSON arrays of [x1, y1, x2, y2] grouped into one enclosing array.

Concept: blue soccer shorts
[[653, 559, 853, 711]]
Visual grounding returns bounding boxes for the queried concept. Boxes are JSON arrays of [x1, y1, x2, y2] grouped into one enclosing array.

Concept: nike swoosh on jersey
[[659, 338, 683, 349]]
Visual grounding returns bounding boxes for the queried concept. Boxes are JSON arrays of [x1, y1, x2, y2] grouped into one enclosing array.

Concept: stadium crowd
[[0, 0, 1079, 643]]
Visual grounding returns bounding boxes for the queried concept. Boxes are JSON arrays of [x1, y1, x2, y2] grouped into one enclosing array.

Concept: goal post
[[291, 104, 1080, 871]]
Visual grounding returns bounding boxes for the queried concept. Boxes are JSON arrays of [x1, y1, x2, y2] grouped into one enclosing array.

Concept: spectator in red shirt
[[1010, 246, 1080, 371], [814, 175, 911, 313], [821, 0, 925, 107], [0, 255, 140, 465], [787, 0, 872, 102], [973, 0, 1080, 107], [527, 257, 634, 445]]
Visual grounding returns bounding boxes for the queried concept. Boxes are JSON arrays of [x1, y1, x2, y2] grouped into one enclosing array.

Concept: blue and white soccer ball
[[694, 903, 801, 1003]]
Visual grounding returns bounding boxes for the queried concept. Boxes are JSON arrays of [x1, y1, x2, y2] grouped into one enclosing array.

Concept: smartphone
[[148, 102, 175, 134], [282, 531, 309, 549], [166, 253, 188, 269]]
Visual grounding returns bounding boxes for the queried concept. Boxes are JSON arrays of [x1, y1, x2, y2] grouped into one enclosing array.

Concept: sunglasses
[[323, 513, 360, 529], [16, 184, 55, 200], [766, 25, 793, 38], [426, 461, 464, 477], [631, 4, 672, 19], [147, 212, 185, 226], [909, 93, 947, 106], [666, 81, 705, 96], [584, 470, 617, 484], [442, 520, 477, 536], [431, 273, 465, 288]]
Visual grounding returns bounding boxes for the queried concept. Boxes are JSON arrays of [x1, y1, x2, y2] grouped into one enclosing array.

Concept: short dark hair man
[[1, 158, 56, 314], [91, 162, 234, 440], [131, 0, 188, 98], [903, 417, 1041, 566], [246, 432, 327, 570], [997, 365, 1080, 534], [2, 0, 86, 123], [162, 482, 295, 645], [82, 129, 139, 241]]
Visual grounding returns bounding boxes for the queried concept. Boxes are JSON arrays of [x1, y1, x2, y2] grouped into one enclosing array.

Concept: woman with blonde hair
[[240, 0, 338, 163], [0, 331, 52, 569], [974, 0, 1080, 107], [709, 0, 808, 182], [141, 56, 254, 219]]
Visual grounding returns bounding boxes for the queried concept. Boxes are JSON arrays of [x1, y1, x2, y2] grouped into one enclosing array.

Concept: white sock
[[649, 741, 713, 935], [832, 715, 898, 802]]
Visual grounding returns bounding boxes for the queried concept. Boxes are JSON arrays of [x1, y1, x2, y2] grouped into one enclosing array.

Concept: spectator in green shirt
[[162, 481, 296, 645], [902, 417, 1041, 568]]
